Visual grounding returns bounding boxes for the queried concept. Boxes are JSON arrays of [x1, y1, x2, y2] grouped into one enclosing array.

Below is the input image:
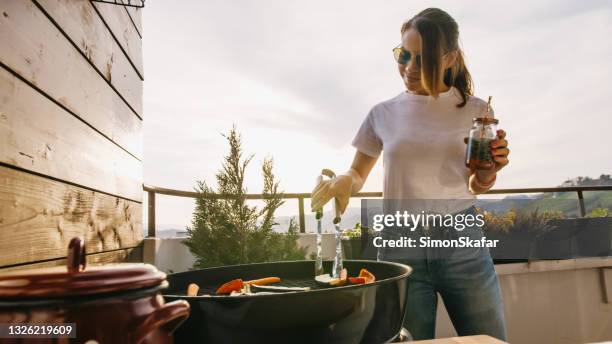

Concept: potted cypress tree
[[183, 127, 306, 268]]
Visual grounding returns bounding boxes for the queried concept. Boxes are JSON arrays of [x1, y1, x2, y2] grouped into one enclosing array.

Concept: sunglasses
[[393, 45, 421, 67]]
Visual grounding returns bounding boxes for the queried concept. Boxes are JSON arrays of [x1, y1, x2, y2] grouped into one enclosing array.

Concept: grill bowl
[[163, 260, 412, 344]]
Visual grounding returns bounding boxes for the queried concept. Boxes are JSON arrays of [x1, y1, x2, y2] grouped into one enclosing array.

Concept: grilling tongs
[[314, 169, 344, 279]]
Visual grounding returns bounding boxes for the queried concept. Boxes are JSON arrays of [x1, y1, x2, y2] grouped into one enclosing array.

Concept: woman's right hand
[[310, 174, 353, 214]]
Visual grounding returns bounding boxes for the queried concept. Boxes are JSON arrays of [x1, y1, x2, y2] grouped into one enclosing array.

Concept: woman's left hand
[[490, 129, 510, 172], [470, 129, 509, 192]]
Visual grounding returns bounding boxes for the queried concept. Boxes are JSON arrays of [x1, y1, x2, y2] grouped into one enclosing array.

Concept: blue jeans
[[382, 207, 507, 341]]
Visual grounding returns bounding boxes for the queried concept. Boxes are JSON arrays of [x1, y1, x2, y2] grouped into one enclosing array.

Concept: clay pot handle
[[67, 237, 86, 273], [132, 300, 191, 344]]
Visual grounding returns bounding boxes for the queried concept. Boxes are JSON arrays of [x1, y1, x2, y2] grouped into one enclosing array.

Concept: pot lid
[[0, 238, 166, 299]]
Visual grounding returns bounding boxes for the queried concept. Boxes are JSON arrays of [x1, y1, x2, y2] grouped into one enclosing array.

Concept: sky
[[141, 0, 612, 231]]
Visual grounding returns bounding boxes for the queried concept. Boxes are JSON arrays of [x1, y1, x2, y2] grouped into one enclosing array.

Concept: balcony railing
[[142, 184, 612, 237]]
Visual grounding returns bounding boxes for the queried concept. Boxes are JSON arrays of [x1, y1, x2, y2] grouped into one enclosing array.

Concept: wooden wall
[[0, 0, 144, 270]]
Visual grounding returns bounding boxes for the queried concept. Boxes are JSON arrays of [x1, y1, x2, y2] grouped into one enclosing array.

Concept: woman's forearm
[[340, 150, 378, 196]]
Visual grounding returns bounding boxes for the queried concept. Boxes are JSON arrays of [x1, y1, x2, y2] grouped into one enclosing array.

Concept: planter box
[[575, 217, 612, 257], [533, 224, 575, 260], [487, 230, 537, 264], [543, 217, 612, 258], [488, 217, 612, 263], [341, 238, 363, 259]]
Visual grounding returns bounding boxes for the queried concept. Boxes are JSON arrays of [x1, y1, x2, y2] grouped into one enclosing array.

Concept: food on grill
[[348, 277, 366, 284], [215, 277, 282, 295], [216, 279, 244, 295], [315, 268, 348, 286], [187, 283, 200, 296], [359, 268, 376, 284], [315, 268, 376, 287], [340, 268, 347, 281], [214, 269, 374, 295], [314, 274, 335, 285], [245, 277, 281, 286], [250, 285, 311, 293]]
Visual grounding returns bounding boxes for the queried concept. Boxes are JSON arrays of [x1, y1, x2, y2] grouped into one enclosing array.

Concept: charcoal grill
[[163, 260, 412, 344]]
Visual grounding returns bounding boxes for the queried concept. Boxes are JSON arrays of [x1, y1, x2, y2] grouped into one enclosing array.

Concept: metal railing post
[[148, 190, 156, 237], [577, 190, 586, 217], [298, 197, 306, 233]]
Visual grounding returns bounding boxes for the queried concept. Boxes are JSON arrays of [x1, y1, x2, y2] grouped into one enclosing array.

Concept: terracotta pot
[[0, 238, 190, 343]]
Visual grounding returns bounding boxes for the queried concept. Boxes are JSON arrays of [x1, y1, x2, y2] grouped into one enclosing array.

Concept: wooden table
[[398, 335, 508, 344]]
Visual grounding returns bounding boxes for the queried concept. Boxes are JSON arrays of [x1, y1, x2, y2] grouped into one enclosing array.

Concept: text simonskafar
[[372, 236, 499, 248]]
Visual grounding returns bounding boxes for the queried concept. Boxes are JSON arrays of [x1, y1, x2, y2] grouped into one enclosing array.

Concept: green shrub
[[483, 208, 564, 234], [341, 222, 362, 239], [587, 207, 610, 218], [184, 127, 306, 268]]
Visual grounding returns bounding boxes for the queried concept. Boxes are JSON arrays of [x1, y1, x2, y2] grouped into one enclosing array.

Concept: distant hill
[[475, 173, 611, 216], [559, 174, 612, 187], [476, 191, 611, 217]]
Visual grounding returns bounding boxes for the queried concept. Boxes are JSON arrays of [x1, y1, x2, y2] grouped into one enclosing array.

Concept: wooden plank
[[0, 166, 143, 268], [35, 0, 143, 117], [0, 0, 142, 159], [91, 0, 143, 78], [0, 246, 143, 273], [121, 0, 142, 37], [88, 245, 142, 264], [0, 67, 142, 202]]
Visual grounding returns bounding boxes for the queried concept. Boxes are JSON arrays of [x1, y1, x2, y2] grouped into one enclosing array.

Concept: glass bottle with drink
[[465, 97, 498, 170]]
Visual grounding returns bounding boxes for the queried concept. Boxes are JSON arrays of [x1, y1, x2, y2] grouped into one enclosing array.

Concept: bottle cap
[[473, 117, 499, 125]]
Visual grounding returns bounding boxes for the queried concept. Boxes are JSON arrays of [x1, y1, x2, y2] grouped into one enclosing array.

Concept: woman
[[311, 8, 509, 341]]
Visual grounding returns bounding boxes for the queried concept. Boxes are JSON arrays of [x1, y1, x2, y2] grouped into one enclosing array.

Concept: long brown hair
[[401, 8, 473, 107]]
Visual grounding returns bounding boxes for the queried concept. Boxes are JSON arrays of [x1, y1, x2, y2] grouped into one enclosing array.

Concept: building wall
[[0, 0, 144, 270], [435, 260, 612, 344]]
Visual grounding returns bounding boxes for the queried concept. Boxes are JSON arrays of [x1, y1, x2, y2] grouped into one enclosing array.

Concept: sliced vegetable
[[331, 268, 347, 286], [348, 277, 366, 284], [251, 285, 310, 293], [215, 276, 281, 295], [245, 277, 281, 286], [315, 273, 335, 286], [329, 278, 346, 287], [216, 279, 244, 294], [315, 273, 343, 286], [359, 269, 376, 284], [187, 283, 200, 296], [315, 268, 348, 287]]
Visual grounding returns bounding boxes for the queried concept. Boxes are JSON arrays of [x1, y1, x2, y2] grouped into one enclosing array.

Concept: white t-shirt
[[352, 87, 492, 214]]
